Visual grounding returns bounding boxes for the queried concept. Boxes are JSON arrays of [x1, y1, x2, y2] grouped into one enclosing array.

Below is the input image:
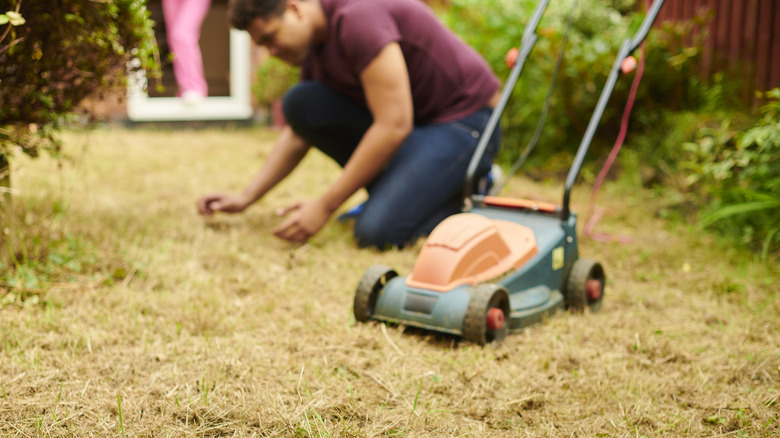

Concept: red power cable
[[584, 39, 647, 243]]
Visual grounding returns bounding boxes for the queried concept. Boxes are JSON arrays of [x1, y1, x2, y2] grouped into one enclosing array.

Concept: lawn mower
[[353, 0, 666, 345]]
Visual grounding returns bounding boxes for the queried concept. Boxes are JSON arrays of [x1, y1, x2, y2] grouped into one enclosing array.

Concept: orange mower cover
[[406, 213, 539, 292]]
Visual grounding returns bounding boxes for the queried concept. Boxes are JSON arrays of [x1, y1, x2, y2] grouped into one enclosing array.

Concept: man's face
[[247, 3, 312, 66]]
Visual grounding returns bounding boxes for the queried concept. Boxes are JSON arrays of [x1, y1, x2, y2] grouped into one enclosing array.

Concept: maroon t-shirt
[[301, 0, 499, 124]]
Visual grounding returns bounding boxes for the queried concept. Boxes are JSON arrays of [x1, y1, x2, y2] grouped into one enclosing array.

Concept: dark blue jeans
[[283, 81, 500, 248]]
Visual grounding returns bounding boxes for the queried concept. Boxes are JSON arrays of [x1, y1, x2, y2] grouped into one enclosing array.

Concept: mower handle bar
[[463, 0, 550, 201], [561, 0, 665, 220]]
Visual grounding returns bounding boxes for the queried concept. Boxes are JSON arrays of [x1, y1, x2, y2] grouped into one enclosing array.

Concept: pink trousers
[[162, 0, 212, 96]]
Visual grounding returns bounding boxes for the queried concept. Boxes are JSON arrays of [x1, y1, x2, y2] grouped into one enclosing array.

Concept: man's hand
[[196, 127, 311, 218], [272, 198, 333, 243], [197, 193, 249, 216]]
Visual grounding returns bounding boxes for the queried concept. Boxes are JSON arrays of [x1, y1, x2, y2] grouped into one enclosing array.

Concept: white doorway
[[126, 0, 253, 122]]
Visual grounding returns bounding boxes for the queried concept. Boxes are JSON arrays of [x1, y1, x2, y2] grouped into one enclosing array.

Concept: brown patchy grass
[[0, 126, 778, 437]]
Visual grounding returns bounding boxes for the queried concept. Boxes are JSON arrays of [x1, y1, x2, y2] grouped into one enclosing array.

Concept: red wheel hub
[[486, 308, 505, 330], [586, 279, 602, 300]]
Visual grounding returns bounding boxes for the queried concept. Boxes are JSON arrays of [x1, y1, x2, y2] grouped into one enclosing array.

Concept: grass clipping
[[0, 127, 778, 437]]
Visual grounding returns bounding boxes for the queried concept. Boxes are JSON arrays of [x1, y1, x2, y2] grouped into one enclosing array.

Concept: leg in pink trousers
[[162, 0, 212, 98]]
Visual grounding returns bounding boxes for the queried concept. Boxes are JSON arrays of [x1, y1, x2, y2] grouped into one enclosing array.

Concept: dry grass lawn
[[0, 126, 778, 436]]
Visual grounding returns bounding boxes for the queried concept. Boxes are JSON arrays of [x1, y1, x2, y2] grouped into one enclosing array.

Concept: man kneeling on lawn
[[197, 0, 501, 248]]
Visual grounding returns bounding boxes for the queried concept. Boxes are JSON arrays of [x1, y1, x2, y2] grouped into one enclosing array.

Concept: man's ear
[[286, 0, 305, 20]]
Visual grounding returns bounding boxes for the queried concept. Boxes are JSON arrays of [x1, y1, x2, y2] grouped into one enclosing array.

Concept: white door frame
[[127, 29, 253, 122]]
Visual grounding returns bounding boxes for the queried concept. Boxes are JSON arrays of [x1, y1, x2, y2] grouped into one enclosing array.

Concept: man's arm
[[272, 42, 414, 243], [197, 126, 310, 215], [322, 42, 414, 212]]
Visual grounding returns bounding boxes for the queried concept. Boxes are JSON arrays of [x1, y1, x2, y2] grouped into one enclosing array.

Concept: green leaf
[[705, 415, 727, 425], [700, 199, 780, 227], [0, 15, 9, 25], [762, 227, 780, 262], [5, 11, 24, 26], [765, 88, 780, 101]]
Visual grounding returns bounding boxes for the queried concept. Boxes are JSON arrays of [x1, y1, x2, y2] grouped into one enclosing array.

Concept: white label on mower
[[552, 247, 564, 271]]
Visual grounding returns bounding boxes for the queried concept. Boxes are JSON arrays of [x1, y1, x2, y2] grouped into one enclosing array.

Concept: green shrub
[[685, 89, 780, 259], [437, 0, 778, 258], [0, 0, 159, 159], [436, 0, 711, 172], [632, 73, 752, 173], [646, 89, 780, 259]]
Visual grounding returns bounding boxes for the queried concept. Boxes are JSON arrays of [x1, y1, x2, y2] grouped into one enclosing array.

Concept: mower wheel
[[354, 265, 397, 323], [463, 284, 511, 346], [565, 259, 605, 313]]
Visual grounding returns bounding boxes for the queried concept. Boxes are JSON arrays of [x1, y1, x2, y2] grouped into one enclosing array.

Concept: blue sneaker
[[477, 163, 504, 196], [337, 202, 365, 222]]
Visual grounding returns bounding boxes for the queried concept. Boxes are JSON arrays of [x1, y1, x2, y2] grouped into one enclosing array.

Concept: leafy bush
[[435, 0, 720, 176], [682, 89, 780, 259], [641, 88, 779, 260], [436, 0, 779, 259], [437, 0, 642, 167], [0, 0, 159, 159], [632, 72, 751, 174]]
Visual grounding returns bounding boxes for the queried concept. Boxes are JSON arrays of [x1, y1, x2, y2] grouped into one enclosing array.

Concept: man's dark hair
[[229, 0, 288, 30]]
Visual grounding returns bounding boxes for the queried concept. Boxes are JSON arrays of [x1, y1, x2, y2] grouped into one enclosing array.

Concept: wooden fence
[[656, 0, 780, 95]]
